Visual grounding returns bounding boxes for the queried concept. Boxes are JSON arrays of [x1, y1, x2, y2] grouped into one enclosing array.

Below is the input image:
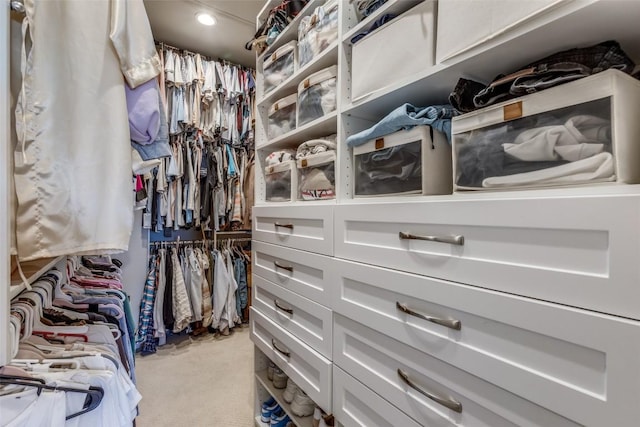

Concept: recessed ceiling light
[[196, 13, 216, 26]]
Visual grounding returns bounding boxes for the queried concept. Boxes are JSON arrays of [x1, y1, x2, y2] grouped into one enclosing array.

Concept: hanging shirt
[[14, 0, 161, 261]]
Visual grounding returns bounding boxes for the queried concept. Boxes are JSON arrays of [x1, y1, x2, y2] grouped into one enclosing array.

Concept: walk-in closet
[[2, 0, 640, 426]]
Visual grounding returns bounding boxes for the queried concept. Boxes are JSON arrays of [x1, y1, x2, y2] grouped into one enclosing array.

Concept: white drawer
[[254, 205, 334, 255], [250, 307, 332, 412], [253, 275, 333, 359], [333, 366, 421, 427], [330, 259, 640, 426], [335, 194, 640, 318], [253, 241, 334, 307], [334, 313, 640, 427]]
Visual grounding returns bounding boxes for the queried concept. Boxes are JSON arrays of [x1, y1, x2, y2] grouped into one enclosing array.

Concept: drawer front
[[335, 194, 640, 318], [251, 307, 332, 412], [253, 275, 333, 359], [334, 314, 587, 427], [330, 259, 640, 426], [333, 366, 421, 427], [253, 241, 334, 307], [254, 205, 334, 255]]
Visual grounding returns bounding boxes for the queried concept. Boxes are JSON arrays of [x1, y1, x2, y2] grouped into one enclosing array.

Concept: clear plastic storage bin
[[351, 0, 435, 101], [353, 125, 452, 197], [268, 94, 297, 140], [453, 70, 640, 191], [297, 151, 336, 200], [263, 41, 297, 94], [297, 65, 337, 127], [298, 0, 339, 68], [265, 160, 298, 202]]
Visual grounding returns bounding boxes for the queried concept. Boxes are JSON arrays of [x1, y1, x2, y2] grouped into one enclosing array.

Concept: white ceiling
[[144, 0, 264, 68]]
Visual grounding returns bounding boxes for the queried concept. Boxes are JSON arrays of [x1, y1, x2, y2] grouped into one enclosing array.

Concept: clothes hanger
[[0, 374, 104, 420]]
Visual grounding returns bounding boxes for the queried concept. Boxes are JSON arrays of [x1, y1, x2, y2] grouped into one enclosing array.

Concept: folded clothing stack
[[296, 137, 337, 200]]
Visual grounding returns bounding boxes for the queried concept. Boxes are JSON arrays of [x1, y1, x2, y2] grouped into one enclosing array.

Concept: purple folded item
[[125, 78, 161, 144]]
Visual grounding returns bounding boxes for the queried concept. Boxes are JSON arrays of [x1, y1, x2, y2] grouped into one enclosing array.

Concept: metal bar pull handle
[[274, 261, 294, 272], [275, 222, 294, 230], [271, 339, 291, 358], [399, 231, 464, 246], [274, 299, 293, 315], [396, 302, 461, 330], [397, 369, 462, 413]]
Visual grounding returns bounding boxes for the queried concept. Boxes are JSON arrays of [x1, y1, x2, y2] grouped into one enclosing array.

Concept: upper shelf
[[342, 0, 423, 44], [10, 255, 65, 299], [256, 0, 323, 64], [342, 0, 640, 120], [258, 42, 339, 108]]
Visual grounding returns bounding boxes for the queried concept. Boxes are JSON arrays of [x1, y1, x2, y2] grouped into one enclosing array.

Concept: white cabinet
[[251, 1, 640, 426]]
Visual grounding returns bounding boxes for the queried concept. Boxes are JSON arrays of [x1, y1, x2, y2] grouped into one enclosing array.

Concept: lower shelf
[[255, 369, 314, 427]]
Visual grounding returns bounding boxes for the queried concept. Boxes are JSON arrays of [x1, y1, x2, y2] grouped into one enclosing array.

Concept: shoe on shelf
[[262, 397, 276, 409], [270, 411, 291, 427], [319, 414, 335, 427], [290, 389, 315, 417], [267, 362, 276, 381], [273, 368, 288, 389], [282, 379, 300, 403], [261, 400, 280, 423]]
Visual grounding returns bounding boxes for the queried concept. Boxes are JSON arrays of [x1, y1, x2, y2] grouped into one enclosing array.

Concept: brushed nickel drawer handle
[[274, 299, 293, 315], [397, 368, 462, 413], [399, 231, 464, 246], [396, 302, 461, 330], [272, 339, 290, 358], [274, 261, 294, 272], [275, 222, 294, 230]]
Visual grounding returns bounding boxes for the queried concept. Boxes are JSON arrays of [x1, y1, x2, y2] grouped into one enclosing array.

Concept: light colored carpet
[[135, 327, 254, 427]]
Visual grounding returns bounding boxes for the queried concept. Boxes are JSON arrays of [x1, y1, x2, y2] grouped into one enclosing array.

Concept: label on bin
[[503, 101, 523, 121], [301, 159, 308, 167], [375, 138, 385, 150]]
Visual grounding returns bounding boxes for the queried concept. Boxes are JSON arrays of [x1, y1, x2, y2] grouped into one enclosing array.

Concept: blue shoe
[[261, 401, 280, 423], [262, 397, 276, 409], [270, 411, 291, 427]]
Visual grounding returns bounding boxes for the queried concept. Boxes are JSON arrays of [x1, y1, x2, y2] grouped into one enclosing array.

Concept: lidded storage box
[[268, 94, 297, 140], [351, 0, 436, 101], [298, 0, 339, 67], [263, 41, 297, 94], [297, 65, 337, 127], [265, 160, 298, 202], [297, 150, 336, 200], [453, 69, 640, 191], [353, 125, 452, 197]]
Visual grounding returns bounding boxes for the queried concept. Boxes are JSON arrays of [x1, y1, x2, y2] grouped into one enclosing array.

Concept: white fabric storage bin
[[297, 66, 337, 127], [453, 69, 640, 191], [353, 125, 452, 197], [298, 0, 339, 68], [351, 0, 435, 101], [297, 151, 336, 200], [263, 41, 298, 94], [265, 160, 298, 202], [436, 0, 564, 63], [268, 94, 297, 140]]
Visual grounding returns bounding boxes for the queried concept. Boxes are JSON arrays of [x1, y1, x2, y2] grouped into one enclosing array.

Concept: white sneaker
[[290, 389, 315, 417], [282, 379, 299, 403]]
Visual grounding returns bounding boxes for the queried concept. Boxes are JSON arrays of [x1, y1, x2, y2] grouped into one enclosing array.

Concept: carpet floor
[[135, 326, 254, 427]]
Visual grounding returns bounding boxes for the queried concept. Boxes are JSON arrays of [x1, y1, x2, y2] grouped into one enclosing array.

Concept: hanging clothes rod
[[150, 237, 251, 247], [10, 0, 25, 13], [155, 40, 253, 70]]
